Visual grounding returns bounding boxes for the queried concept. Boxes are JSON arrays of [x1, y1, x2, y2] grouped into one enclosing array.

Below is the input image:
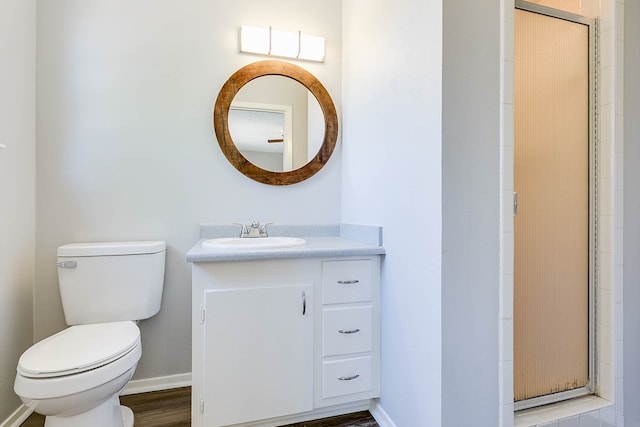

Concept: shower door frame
[[513, 0, 598, 411]]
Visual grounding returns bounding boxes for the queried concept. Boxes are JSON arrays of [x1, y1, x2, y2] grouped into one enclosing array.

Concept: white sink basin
[[202, 236, 306, 250]]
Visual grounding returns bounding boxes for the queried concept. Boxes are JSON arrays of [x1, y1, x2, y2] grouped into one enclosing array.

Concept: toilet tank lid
[[57, 241, 166, 257]]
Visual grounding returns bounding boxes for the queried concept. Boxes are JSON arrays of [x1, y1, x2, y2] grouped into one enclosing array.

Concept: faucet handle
[[233, 222, 249, 237], [259, 222, 274, 237]]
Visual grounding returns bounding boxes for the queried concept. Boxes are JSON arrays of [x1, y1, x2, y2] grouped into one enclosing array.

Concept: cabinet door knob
[[338, 329, 360, 334], [302, 291, 307, 316], [337, 279, 359, 285], [338, 374, 360, 381]]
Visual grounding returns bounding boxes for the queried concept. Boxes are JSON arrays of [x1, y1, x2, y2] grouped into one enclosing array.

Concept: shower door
[[514, 4, 593, 408]]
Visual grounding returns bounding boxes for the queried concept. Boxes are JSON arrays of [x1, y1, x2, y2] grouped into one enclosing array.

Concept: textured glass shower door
[[514, 7, 591, 404]]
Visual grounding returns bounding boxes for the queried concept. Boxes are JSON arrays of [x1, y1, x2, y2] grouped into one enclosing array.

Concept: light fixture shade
[[240, 25, 270, 55], [239, 25, 325, 63], [299, 33, 325, 62], [270, 29, 299, 58]]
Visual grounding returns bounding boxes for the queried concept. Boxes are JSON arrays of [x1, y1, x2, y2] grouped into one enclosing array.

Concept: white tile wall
[[499, 1, 515, 426], [580, 411, 601, 427], [601, 405, 617, 427], [515, 396, 612, 427], [613, 0, 625, 421], [558, 416, 580, 427]]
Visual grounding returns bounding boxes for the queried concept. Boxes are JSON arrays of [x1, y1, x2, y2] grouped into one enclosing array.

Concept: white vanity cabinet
[[191, 255, 380, 427]]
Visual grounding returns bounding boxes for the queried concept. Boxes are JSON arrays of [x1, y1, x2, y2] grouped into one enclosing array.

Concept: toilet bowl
[[15, 321, 142, 427], [14, 241, 166, 427]]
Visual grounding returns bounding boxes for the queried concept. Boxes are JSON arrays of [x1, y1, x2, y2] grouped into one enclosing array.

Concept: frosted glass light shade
[[239, 25, 325, 62], [240, 26, 270, 55], [270, 29, 299, 58], [299, 34, 325, 62]]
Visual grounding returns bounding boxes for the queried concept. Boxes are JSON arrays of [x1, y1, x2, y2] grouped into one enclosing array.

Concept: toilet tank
[[57, 241, 166, 325]]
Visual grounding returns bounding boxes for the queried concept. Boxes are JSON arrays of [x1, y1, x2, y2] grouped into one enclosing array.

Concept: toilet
[[14, 241, 166, 427]]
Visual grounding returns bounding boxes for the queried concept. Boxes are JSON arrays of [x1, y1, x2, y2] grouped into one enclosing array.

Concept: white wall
[[342, 1, 443, 425], [35, 0, 342, 380], [442, 0, 501, 424], [342, 1, 502, 425], [0, 0, 36, 421], [624, 0, 640, 425]]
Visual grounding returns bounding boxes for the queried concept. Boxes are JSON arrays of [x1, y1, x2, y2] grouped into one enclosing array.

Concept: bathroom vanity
[[187, 224, 384, 427]]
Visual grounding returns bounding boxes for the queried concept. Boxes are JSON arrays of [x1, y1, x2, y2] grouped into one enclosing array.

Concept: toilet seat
[[18, 321, 140, 378], [15, 337, 141, 401]]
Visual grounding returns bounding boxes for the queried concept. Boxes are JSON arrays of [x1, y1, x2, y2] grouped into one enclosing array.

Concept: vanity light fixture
[[240, 25, 325, 62]]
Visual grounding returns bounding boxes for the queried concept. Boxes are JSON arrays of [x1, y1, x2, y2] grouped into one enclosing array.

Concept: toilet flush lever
[[57, 261, 77, 268]]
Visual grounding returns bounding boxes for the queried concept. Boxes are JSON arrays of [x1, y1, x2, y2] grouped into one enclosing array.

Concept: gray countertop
[[186, 223, 385, 263]]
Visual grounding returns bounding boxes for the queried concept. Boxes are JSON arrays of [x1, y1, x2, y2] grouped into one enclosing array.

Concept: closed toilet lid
[[18, 321, 140, 378]]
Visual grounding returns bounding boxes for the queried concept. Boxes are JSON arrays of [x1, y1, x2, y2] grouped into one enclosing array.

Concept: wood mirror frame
[[214, 60, 338, 185]]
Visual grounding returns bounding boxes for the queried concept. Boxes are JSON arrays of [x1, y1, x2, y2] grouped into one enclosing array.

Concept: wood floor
[[20, 387, 378, 427]]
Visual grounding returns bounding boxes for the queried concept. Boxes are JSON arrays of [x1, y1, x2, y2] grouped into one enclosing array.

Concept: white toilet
[[14, 241, 166, 427]]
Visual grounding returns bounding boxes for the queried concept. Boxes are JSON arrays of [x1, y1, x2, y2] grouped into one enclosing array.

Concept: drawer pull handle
[[338, 374, 360, 381], [338, 328, 360, 334], [337, 280, 359, 285]]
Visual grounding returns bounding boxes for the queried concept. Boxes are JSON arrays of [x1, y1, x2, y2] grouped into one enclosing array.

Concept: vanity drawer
[[323, 306, 372, 356], [322, 356, 373, 399], [322, 260, 372, 304]]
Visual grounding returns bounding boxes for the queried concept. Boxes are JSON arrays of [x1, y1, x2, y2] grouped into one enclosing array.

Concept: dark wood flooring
[[282, 411, 379, 427], [20, 387, 378, 427]]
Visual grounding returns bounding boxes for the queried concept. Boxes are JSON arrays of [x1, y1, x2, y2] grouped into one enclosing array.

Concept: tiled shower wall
[[499, 1, 516, 425]]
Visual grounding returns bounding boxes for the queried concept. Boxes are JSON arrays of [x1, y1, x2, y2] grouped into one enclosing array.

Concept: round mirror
[[213, 60, 338, 185]]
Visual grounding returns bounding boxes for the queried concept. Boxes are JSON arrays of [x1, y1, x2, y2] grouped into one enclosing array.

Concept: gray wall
[[35, 0, 342, 380], [624, 0, 640, 425], [0, 0, 36, 421], [442, 0, 501, 425]]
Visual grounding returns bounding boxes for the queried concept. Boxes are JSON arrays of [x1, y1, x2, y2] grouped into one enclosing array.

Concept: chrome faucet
[[234, 220, 273, 238]]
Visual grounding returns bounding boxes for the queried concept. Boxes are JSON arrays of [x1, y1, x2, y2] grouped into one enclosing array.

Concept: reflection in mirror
[[213, 60, 338, 185], [229, 103, 291, 172], [229, 76, 324, 172]]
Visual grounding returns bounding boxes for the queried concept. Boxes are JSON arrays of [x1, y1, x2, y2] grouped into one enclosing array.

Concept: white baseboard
[[120, 372, 192, 396], [0, 404, 34, 427], [369, 399, 398, 427]]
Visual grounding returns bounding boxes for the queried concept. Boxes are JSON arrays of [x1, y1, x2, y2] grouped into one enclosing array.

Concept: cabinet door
[[203, 285, 313, 427]]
